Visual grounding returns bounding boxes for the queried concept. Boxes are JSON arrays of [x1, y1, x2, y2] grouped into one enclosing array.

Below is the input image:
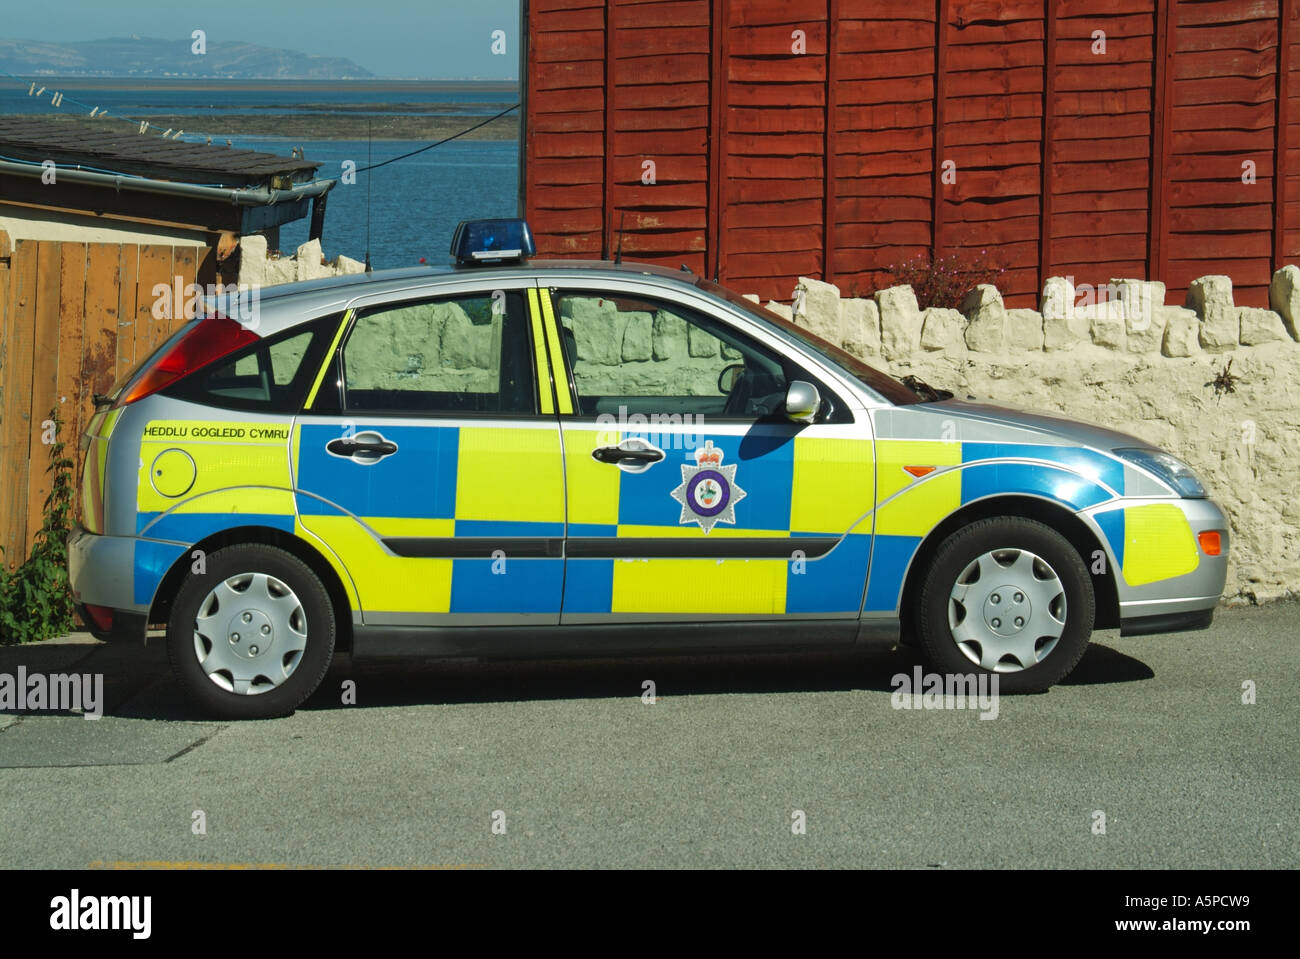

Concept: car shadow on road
[[1058, 637, 1156, 686], [296, 637, 1154, 712], [0, 634, 1155, 721]]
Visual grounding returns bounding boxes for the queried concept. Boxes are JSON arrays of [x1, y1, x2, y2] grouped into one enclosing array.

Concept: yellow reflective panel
[[167, 488, 296, 517], [455, 426, 565, 524], [365, 517, 456, 538], [292, 519, 360, 610], [874, 439, 962, 537], [538, 289, 574, 415], [611, 559, 788, 614], [790, 435, 875, 534], [299, 514, 452, 614], [527, 289, 555, 415], [137, 421, 292, 516], [563, 429, 621, 527], [1122, 503, 1199, 586], [304, 310, 351, 410], [84, 408, 120, 534]]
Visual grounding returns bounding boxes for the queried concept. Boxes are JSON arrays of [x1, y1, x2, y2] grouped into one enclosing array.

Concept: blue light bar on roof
[[450, 218, 536, 266]]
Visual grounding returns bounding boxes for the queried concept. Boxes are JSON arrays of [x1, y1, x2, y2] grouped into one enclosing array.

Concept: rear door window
[[339, 291, 537, 416]]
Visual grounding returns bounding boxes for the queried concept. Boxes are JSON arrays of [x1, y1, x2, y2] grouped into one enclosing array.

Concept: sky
[[3, 0, 522, 80]]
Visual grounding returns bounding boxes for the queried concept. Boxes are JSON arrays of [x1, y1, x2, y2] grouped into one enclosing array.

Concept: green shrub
[[0, 408, 76, 644], [879, 250, 1006, 310]]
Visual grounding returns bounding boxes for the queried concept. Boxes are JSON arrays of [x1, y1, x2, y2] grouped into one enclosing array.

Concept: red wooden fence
[[524, 0, 1300, 307]]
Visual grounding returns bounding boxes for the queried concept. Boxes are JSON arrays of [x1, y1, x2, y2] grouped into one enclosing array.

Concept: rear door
[[540, 281, 877, 625], [292, 278, 566, 626]]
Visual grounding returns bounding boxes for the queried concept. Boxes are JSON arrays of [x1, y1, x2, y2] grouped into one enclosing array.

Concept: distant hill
[[0, 36, 375, 79]]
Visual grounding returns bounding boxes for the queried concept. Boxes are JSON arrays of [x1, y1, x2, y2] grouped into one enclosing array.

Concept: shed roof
[[0, 115, 319, 187]]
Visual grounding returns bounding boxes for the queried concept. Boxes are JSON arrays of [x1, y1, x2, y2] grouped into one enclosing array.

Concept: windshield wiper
[[899, 375, 953, 402]]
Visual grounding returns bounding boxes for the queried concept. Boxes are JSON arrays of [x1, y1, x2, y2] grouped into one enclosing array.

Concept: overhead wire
[[350, 102, 519, 174]]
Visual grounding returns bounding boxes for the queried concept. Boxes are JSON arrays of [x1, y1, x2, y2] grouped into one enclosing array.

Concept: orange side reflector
[[1198, 531, 1222, 556], [903, 465, 936, 478]]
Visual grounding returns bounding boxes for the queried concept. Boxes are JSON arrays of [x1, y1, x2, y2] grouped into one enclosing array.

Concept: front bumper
[[1082, 496, 1229, 635]]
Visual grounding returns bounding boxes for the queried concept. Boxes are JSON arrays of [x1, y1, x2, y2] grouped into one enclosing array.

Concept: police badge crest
[[670, 440, 746, 533]]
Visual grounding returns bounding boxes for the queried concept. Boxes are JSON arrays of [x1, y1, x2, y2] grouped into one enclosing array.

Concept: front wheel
[[167, 544, 335, 719], [916, 517, 1094, 693]]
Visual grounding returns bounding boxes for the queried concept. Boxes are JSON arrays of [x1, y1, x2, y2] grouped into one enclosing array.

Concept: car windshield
[[691, 277, 927, 405]]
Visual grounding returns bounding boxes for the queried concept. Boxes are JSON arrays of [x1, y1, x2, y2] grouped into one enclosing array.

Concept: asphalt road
[[0, 603, 1295, 869]]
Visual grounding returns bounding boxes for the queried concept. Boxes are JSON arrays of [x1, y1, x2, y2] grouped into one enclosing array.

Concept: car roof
[[237, 259, 706, 331], [253, 259, 697, 303]]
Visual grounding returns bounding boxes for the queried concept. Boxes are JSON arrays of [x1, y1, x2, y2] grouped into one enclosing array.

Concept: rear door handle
[[326, 431, 398, 464]]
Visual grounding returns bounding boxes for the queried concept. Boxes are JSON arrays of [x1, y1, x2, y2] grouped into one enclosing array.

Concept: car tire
[[167, 544, 335, 719], [916, 517, 1094, 693]]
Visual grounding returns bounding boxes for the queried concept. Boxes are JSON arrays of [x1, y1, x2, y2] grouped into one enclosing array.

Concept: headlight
[[1112, 448, 1207, 498]]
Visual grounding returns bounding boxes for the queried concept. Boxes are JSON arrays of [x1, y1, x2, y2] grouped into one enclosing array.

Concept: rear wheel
[[916, 517, 1094, 692], [167, 544, 335, 719]]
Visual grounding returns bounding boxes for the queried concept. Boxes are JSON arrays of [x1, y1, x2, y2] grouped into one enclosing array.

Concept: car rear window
[[161, 314, 341, 413]]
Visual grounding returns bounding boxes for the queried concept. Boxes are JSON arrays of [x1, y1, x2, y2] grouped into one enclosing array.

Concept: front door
[[540, 285, 876, 624], [292, 281, 566, 626]]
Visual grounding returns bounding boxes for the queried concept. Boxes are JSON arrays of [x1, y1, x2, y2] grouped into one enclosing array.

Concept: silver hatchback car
[[68, 219, 1229, 719]]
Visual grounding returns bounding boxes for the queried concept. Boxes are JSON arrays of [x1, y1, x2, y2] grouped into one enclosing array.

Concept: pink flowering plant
[[879, 249, 1006, 310]]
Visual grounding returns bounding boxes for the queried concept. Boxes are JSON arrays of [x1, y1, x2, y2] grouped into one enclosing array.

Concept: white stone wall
[[236, 235, 366, 288], [557, 295, 741, 399], [347, 300, 500, 394], [782, 272, 1300, 603]]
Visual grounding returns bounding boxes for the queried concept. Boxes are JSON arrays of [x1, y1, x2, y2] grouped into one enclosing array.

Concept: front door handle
[[592, 446, 664, 466], [326, 431, 398, 464]]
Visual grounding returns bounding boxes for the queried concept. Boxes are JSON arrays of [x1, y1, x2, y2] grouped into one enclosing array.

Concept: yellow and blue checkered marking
[[862, 438, 1129, 612], [131, 407, 1196, 623], [559, 428, 876, 617], [294, 421, 566, 617]]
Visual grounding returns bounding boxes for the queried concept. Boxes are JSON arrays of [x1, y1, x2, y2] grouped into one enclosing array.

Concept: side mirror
[[784, 380, 821, 423]]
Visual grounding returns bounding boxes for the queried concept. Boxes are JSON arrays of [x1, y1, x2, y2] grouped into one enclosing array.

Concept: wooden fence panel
[[607, 0, 713, 269], [526, 0, 1300, 308], [1166, 0, 1280, 306], [1049, 2, 1155, 291], [0, 236, 211, 569], [136, 246, 174, 360], [723, 0, 829, 300], [25, 242, 63, 550], [833, 1, 938, 297], [56, 242, 88, 465], [114, 245, 140, 383], [1, 239, 37, 571], [526, 0, 608, 257]]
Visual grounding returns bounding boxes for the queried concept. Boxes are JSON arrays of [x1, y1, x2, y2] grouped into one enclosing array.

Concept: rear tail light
[[117, 314, 258, 406], [83, 604, 114, 632]]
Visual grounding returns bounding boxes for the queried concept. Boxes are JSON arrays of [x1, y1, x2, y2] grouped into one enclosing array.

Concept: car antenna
[[614, 211, 625, 265], [364, 119, 373, 273]]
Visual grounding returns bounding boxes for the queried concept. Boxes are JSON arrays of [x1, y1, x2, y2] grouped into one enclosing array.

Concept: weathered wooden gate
[[0, 231, 215, 569]]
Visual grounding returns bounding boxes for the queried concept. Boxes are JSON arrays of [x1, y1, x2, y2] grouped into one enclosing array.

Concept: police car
[[68, 219, 1229, 719]]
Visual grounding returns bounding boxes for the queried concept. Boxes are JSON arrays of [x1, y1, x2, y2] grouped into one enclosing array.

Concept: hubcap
[[192, 573, 308, 695], [948, 548, 1066, 673]]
